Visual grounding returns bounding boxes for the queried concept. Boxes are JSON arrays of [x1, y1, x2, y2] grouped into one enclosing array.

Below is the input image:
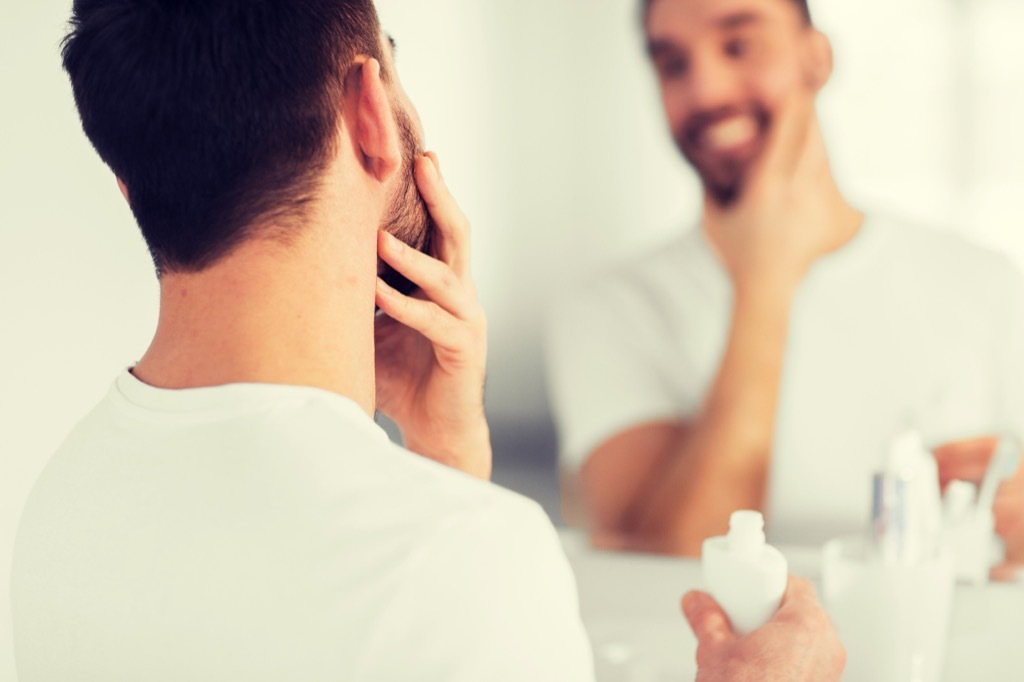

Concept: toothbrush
[[976, 437, 1022, 514]]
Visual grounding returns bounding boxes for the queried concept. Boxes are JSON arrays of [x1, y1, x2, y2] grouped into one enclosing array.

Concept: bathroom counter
[[559, 529, 1024, 681]]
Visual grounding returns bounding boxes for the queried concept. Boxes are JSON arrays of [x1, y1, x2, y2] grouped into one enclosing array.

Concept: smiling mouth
[[696, 115, 760, 154]]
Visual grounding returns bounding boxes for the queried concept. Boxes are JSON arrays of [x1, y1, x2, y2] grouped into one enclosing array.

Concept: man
[[547, 0, 1024, 559], [12, 0, 844, 679]]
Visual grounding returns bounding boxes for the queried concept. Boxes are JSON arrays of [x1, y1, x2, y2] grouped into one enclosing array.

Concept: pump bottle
[[701, 510, 788, 635]]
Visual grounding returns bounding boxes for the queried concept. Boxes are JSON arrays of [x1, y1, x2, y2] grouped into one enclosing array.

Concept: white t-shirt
[[546, 216, 1024, 543], [12, 371, 595, 681]]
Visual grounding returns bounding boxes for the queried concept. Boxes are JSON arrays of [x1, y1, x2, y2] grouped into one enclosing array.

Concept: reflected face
[[645, 0, 814, 206], [376, 35, 435, 296]]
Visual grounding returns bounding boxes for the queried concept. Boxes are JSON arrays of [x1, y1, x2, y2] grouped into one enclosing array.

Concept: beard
[[675, 103, 770, 208], [377, 107, 435, 296]]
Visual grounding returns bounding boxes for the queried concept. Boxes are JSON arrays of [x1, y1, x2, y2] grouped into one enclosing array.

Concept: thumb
[[682, 591, 736, 647]]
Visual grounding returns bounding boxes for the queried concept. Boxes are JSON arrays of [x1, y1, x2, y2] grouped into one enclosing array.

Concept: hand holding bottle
[[701, 510, 787, 634], [702, 89, 854, 297], [682, 576, 846, 682]]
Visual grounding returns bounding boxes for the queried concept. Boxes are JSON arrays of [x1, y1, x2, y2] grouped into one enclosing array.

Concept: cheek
[[742, 57, 809, 111], [660, 84, 690, 137]]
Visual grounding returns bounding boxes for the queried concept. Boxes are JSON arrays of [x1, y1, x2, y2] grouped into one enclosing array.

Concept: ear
[[116, 177, 130, 204], [350, 58, 402, 183], [805, 30, 833, 92]]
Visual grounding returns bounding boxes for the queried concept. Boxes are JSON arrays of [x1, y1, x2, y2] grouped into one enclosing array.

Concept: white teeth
[[703, 116, 757, 150]]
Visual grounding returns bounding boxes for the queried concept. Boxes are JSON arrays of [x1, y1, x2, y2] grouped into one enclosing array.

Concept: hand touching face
[[375, 95, 434, 297], [646, 0, 830, 206], [374, 154, 491, 480]]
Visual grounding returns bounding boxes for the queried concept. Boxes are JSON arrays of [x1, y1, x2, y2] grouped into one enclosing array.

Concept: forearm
[[403, 414, 493, 481], [626, 281, 796, 553]]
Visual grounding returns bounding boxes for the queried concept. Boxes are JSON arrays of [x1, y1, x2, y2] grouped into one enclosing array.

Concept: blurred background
[[1, 0, 1022, 679]]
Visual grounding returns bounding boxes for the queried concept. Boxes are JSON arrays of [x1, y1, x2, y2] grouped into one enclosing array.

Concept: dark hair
[[62, 0, 385, 275], [642, 0, 812, 25]]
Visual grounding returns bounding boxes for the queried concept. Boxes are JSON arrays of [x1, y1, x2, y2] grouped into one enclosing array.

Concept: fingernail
[[422, 155, 438, 179], [681, 592, 699, 617]]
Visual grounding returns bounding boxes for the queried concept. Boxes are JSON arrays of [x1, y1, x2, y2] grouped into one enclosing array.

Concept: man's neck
[[132, 229, 378, 417], [784, 170, 863, 257]]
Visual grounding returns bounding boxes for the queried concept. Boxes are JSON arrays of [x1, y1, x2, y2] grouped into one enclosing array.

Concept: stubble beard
[[377, 107, 435, 296], [676, 104, 770, 209]]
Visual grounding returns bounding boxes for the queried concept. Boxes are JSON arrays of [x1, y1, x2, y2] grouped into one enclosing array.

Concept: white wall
[[2, 2, 159, 680], [2, 1, 1022, 680]]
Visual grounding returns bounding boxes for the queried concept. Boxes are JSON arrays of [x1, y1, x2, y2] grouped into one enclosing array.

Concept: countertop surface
[[559, 529, 1024, 682]]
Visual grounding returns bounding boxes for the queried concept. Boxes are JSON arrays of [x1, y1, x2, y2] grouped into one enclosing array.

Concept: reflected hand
[[704, 89, 838, 293], [375, 153, 491, 480], [933, 436, 1024, 574], [682, 576, 845, 681]]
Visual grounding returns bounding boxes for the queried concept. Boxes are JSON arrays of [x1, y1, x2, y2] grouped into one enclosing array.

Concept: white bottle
[[942, 480, 994, 585], [702, 510, 788, 636]]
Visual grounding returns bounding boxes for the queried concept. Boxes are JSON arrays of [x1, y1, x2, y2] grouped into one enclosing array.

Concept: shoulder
[[392, 443, 560, 539], [360, 483, 593, 681], [877, 215, 1021, 285], [409, 483, 566, 576], [853, 215, 1024, 326], [272, 399, 553, 533]]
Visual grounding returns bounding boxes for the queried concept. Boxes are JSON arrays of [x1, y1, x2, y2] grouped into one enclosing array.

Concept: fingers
[[376, 152, 484, 369], [414, 154, 470, 278], [374, 227, 485, 360], [774, 576, 845, 675], [990, 561, 1024, 582], [424, 150, 440, 172], [682, 591, 736, 650], [375, 277, 479, 361], [755, 88, 815, 184], [683, 577, 846, 681], [377, 230, 475, 318], [773, 576, 835, 636], [777, 575, 819, 613], [993, 489, 1024, 548], [933, 437, 999, 485], [932, 436, 1000, 459]]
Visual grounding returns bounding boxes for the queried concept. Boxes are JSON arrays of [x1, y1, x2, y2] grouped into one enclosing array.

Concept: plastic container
[[701, 510, 787, 635], [822, 535, 954, 682], [942, 480, 995, 585]]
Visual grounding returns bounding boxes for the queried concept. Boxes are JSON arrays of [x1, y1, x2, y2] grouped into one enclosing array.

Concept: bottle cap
[[728, 510, 766, 554], [943, 480, 977, 521]]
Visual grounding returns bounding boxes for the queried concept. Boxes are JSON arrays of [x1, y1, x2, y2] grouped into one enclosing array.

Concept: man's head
[[62, 0, 431, 289], [643, 0, 811, 25], [643, 0, 830, 206]]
